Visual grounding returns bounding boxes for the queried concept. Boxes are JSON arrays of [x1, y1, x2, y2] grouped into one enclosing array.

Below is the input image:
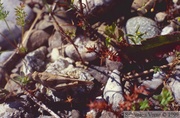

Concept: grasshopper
[[31, 71, 94, 90]]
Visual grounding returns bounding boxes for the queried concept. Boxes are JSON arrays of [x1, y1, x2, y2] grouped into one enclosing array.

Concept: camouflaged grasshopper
[[31, 71, 94, 90]]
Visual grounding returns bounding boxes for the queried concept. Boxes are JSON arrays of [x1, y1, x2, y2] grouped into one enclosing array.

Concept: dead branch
[[123, 59, 180, 80]]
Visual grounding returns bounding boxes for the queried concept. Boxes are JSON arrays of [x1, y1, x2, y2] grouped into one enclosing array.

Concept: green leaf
[[13, 75, 30, 86], [15, 3, 27, 27], [105, 37, 111, 47], [153, 87, 174, 109], [126, 34, 134, 37], [19, 46, 27, 54], [139, 99, 150, 110], [104, 22, 116, 36], [132, 103, 136, 111], [0, 0, 9, 20], [122, 32, 180, 57], [153, 66, 161, 73]]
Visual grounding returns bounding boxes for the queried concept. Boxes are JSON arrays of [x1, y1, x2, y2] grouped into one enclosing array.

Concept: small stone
[[53, 10, 76, 32], [86, 109, 97, 118], [173, 0, 180, 5], [73, 0, 131, 23], [161, 25, 174, 35], [0, 21, 21, 50], [132, 0, 163, 15], [169, 78, 180, 105], [35, 15, 53, 30], [126, 16, 159, 44], [100, 110, 118, 118], [169, 65, 180, 104], [106, 58, 123, 71], [87, 66, 109, 85], [72, 109, 81, 118], [132, 0, 151, 14], [103, 70, 124, 111], [50, 48, 60, 62], [27, 30, 50, 51], [170, 17, 180, 31], [22, 46, 47, 75], [73, 0, 112, 15], [5, 79, 23, 94], [0, 100, 33, 118], [142, 71, 166, 90], [0, 51, 14, 64], [48, 31, 65, 50], [166, 55, 176, 63], [45, 57, 70, 75], [0, 68, 7, 88], [155, 12, 167, 22], [65, 36, 99, 62]]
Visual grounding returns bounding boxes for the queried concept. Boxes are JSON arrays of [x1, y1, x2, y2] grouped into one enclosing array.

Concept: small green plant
[[13, 74, 30, 86], [104, 22, 124, 47], [0, 0, 17, 47], [153, 66, 161, 73], [14, 3, 28, 54], [104, 22, 116, 38], [0, 1, 28, 53], [15, 3, 27, 40], [65, 30, 76, 39], [127, 26, 146, 45], [139, 98, 150, 110], [119, 85, 150, 111], [0, 0, 10, 30], [42, 0, 52, 12], [153, 87, 174, 110]]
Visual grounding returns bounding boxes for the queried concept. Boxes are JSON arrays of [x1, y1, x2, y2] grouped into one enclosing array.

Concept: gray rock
[[73, 0, 132, 23], [50, 48, 61, 62], [35, 15, 53, 30], [0, 21, 21, 50], [73, 0, 112, 15], [106, 58, 123, 71], [126, 16, 159, 44], [169, 65, 180, 104], [169, 78, 180, 105], [155, 12, 167, 23], [0, 50, 14, 64], [170, 17, 180, 31], [166, 55, 176, 63], [103, 70, 124, 111], [48, 31, 65, 50], [87, 66, 109, 85], [27, 30, 50, 51], [45, 58, 94, 84], [142, 71, 166, 90], [100, 110, 118, 118], [45, 57, 70, 75], [53, 9, 76, 32], [0, 68, 7, 87], [161, 25, 174, 35], [5, 79, 23, 94], [173, 0, 180, 5], [72, 109, 81, 118], [65, 36, 99, 62], [22, 46, 47, 75], [86, 110, 97, 118], [132, 0, 163, 15], [0, 100, 33, 118]]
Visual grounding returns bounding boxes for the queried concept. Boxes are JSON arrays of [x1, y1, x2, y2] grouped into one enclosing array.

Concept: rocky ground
[[0, 0, 180, 118]]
